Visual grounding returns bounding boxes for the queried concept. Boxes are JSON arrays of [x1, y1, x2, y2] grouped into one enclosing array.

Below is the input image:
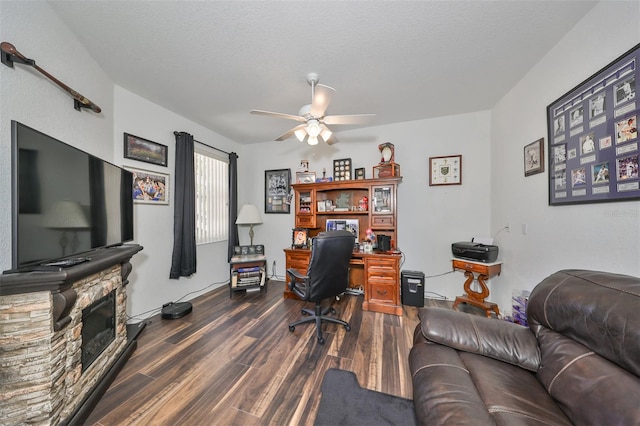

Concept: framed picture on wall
[[125, 166, 169, 205], [123, 133, 168, 167], [547, 43, 640, 205], [524, 138, 545, 176], [429, 155, 462, 186], [265, 169, 291, 214]]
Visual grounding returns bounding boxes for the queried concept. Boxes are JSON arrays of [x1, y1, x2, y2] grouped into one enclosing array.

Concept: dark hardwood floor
[[85, 281, 440, 425]]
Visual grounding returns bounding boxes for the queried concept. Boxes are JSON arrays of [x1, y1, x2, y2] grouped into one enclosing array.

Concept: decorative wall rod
[[0, 41, 101, 113]]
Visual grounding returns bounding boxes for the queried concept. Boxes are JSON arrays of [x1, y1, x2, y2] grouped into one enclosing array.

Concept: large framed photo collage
[[547, 43, 640, 205]]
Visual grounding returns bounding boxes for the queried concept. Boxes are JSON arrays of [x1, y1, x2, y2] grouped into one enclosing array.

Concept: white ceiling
[[49, 0, 597, 145]]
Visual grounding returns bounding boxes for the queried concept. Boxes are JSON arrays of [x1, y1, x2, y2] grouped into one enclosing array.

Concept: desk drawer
[[296, 215, 315, 228], [366, 259, 399, 286], [453, 259, 491, 274], [368, 281, 397, 304], [367, 256, 398, 270], [287, 250, 310, 263], [370, 215, 394, 228], [284, 250, 310, 300]]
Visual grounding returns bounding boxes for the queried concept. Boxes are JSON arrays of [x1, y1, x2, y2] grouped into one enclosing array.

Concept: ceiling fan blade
[[310, 84, 335, 118], [251, 109, 306, 122], [275, 124, 306, 141], [325, 134, 340, 145], [323, 113, 376, 125]]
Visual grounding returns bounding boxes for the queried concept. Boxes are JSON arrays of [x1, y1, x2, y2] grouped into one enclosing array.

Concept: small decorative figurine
[[359, 196, 368, 211]]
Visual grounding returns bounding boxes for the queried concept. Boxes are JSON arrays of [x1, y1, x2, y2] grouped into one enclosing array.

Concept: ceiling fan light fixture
[[306, 119, 321, 137], [294, 128, 307, 142], [251, 73, 374, 145]]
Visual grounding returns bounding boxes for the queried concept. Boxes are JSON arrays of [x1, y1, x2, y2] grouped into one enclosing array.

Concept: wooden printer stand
[[452, 259, 502, 318]]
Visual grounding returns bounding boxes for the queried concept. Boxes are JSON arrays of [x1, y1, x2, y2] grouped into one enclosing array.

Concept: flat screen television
[[7, 120, 134, 272]]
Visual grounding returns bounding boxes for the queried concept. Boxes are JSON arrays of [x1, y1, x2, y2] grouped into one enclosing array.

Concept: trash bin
[[401, 270, 425, 307]]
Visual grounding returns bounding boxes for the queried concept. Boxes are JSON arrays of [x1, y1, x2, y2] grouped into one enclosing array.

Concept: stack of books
[[236, 266, 263, 287]]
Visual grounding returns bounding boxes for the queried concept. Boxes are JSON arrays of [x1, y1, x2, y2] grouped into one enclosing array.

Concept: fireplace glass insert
[[81, 291, 116, 372]]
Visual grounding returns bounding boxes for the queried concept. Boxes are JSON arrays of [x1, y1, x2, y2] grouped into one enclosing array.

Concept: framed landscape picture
[[124, 133, 168, 167]]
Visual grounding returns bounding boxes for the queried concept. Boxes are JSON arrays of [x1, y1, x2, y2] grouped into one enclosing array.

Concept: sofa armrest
[[419, 307, 540, 371]]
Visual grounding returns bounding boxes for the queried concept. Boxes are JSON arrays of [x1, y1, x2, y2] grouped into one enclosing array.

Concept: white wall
[[0, 2, 245, 320], [0, 1, 113, 271], [3, 1, 639, 320], [490, 0, 640, 311], [114, 87, 243, 319], [242, 111, 492, 302]]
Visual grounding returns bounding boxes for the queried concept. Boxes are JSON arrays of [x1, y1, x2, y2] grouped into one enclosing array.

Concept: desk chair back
[[306, 230, 355, 302]]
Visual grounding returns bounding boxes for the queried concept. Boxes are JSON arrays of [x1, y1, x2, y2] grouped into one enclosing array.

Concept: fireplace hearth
[[0, 244, 143, 425]]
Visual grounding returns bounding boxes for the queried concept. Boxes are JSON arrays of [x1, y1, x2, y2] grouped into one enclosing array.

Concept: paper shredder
[[401, 270, 425, 307]]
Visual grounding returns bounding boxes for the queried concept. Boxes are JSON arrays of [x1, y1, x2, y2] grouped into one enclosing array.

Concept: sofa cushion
[[410, 342, 495, 425], [409, 340, 572, 425], [527, 269, 640, 377], [418, 307, 540, 371], [459, 352, 572, 426], [535, 328, 640, 425]]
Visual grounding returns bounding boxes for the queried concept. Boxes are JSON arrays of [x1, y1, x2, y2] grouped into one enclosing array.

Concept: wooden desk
[[284, 248, 402, 316], [451, 259, 502, 318]]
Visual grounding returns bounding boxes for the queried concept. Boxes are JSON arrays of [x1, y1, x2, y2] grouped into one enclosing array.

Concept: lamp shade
[[236, 204, 263, 225], [42, 200, 90, 229]]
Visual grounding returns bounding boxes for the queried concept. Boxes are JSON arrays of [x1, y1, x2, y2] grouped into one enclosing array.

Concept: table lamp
[[236, 204, 263, 246], [43, 200, 90, 256]]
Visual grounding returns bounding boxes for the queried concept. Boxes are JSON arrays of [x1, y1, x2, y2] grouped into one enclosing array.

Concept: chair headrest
[[316, 230, 356, 240]]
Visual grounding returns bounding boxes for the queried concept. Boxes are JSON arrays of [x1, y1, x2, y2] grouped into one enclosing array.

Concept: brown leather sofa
[[409, 269, 640, 425]]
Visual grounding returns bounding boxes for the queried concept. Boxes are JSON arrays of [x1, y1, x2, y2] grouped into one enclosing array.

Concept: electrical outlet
[[506, 223, 511, 233]]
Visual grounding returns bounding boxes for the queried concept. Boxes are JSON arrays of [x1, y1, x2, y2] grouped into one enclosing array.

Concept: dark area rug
[[314, 368, 417, 426]]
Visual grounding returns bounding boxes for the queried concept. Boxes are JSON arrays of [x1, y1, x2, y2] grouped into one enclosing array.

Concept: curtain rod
[[173, 131, 231, 156]]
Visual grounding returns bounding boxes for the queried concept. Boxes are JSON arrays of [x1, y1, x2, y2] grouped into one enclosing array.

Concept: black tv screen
[[8, 121, 134, 271]]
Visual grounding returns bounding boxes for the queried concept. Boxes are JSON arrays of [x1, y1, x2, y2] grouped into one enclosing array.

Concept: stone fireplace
[[0, 244, 143, 425]]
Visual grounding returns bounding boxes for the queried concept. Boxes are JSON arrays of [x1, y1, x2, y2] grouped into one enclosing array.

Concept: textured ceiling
[[49, 0, 597, 144]]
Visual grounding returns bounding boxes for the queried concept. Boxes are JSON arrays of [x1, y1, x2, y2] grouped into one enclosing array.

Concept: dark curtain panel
[[170, 131, 197, 279], [88, 157, 107, 247], [120, 169, 134, 242], [228, 152, 239, 261]]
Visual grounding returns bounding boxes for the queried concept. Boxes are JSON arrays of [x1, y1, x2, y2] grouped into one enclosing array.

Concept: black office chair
[[287, 230, 355, 344]]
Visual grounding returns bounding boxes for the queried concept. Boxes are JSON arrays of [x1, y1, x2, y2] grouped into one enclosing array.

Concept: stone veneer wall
[[0, 264, 128, 425]]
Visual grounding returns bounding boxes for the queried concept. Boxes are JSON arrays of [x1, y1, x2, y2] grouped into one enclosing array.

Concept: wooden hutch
[[284, 177, 403, 315]]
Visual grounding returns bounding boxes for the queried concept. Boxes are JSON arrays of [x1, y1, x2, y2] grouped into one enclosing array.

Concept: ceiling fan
[[250, 73, 375, 145]]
